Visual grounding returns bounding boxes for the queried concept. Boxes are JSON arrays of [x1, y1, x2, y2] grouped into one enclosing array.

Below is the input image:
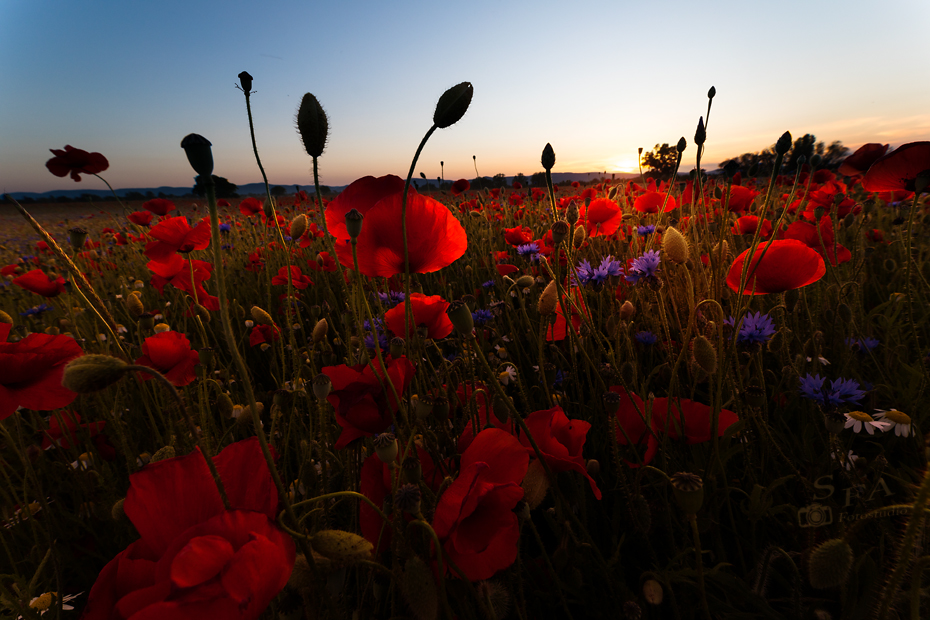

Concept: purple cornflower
[[472, 309, 494, 325], [516, 242, 539, 258], [377, 291, 406, 308], [635, 330, 658, 345], [799, 374, 866, 407], [573, 255, 623, 286], [636, 225, 656, 236], [845, 337, 879, 352], [625, 250, 661, 284], [481, 279, 496, 288], [725, 312, 776, 344]]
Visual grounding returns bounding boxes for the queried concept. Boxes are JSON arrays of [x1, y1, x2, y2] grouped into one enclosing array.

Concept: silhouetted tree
[[271, 186, 287, 197], [512, 173, 527, 188], [192, 175, 238, 199], [492, 173, 507, 188], [530, 172, 547, 188], [642, 143, 679, 179]]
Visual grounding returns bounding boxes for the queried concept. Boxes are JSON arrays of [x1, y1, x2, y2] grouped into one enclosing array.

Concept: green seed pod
[[62, 355, 129, 393], [68, 227, 89, 251], [373, 433, 398, 463], [296, 93, 329, 158], [433, 82, 473, 129], [670, 471, 704, 515], [311, 529, 373, 565], [344, 208, 363, 239], [446, 299, 474, 335], [312, 373, 332, 400], [808, 539, 853, 589]]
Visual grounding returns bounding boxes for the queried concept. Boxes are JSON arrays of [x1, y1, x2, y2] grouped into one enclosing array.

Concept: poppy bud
[[216, 392, 234, 417], [402, 557, 439, 620], [775, 131, 792, 155], [723, 160, 739, 178], [670, 471, 703, 515], [126, 292, 144, 318], [289, 213, 307, 240], [694, 117, 706, 147], [619, 300, 635, 321], [551, 220, 570, 245], [573, 225, 586, 249], [541, 143, 556, 171], [345, 208, 364, 239], [662, 226, 689, 265], [808, 539, 853, 589], [537, 280, 558, 316], [446, 300, 474, 335], [0, 310, 11, 324], [312, 373, 332, 400], [692, 335, 717, 375], [676, 137, 687, 154], [515, 275, 535, 289], [68, 227, 89, 251], [566, 201, 579, 225], [707, 85, 716, 99], [642, 579, 664, 605], [180, 134, 214, 178], [111, 498, 126, 522], [312, 318, 328, 343], [295, 93, 330, 160], [250, 306, 274, 326], [62, 355, 129, 393], [394, 484, 422, 515], [194, 303, 211, 323], [433, 82, 473, 129], [151, 445, 177, 463], [238, 71, 253, 93], [311, 530, 374, 565], [44, 326, 60, 335]]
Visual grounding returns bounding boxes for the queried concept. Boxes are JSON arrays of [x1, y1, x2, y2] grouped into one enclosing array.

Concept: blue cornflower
[[636, 225, 656, 236], [799, 374, 866, 407], [625, 250, 661, 284], [20, 304, 53, 317], [576, 255, 623, 286], [635, 330, 658, 345], [845, 337, 879, 352], [516, 242, 539, 258], [481, 279, 496, 288], [364, 330, 390, 351], [472, 309, 494, 325], [377, 291, 406, 309], [725, 312, 776, 344], [219, 223, 232, 233], [284, 235, 293, 242]]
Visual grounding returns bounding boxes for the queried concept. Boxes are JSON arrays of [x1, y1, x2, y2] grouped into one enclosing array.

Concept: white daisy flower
[[830, 449, 859, 471], [844, 411, 891, 435], [873, 409, 911, 437], [499, 366, 517, 385], [19, 591, 82, 617]]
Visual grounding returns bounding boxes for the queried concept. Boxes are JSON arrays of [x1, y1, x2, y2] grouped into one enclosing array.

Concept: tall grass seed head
[[296, 93, 329, 158]]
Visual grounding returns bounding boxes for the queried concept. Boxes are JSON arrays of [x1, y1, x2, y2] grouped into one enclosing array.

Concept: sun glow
[[611, 157, 640, 174]]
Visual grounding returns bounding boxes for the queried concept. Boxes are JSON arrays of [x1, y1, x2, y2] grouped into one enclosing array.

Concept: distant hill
[[4, 172, 638, 202]]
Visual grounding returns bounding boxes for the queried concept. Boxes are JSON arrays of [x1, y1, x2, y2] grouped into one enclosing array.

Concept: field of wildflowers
[[1, 75, 929, 620]]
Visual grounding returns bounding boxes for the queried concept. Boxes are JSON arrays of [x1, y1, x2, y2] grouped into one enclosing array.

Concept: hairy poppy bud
[[289, 213, 307, 240], [433, 82, 473, 129], [566, 201, 579, 225], [0, 310, 11, 324], [775, 131, 792, 155], [126, 291, 144, 318], [515, 275, 535, 289], [250, 306, 274, 326], [692, 335, 717, 375], [311, 530, 373, 565], [446, 300, 474, 335], [619, 300, 635, 321], [296, 93, 329, 158], [809, 539, 853, 589], [62, 355, 129, 393], [180, 134, 214, 178], [238, 71, 253, 92], [312, 318, 328, 343], [694, 117, 706, 147], [573, 225, 586, 249], [662, 226, 689, 264], [541, 143, 556, 171], [151, 445, 176, 463], [537, 280, 558, 316], [345, 208, 364, 239]]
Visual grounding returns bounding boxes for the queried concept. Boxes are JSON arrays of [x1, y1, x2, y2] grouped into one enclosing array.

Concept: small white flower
[[844, 411, 890, 435], [805, 356, 831, 366], [19, 591, 82, 617], [499, 366, 517, 385], [831, 449, 859, 471], [873, 409, 911, 437]]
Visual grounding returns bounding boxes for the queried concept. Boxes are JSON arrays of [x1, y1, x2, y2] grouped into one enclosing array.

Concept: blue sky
[[2, 0, 928, 193]]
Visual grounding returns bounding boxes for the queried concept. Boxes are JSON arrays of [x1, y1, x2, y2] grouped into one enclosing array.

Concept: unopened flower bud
[[180, 134, 214, 178], [537, 280, 558, 315], [566, 201, 579, 225], [573, 225, 586, 249], [694, 117, 706, 147], [126, 292, 144, 318], [296, 93, 329, 158], [662, 226, 689, 264], [692, 335, 717, 375], [289, 213, 307, 240], [238, 71, 253, 92], [775, 131, 792, 155], [62, 355, 129, 393], [251, 306, 274, 326], [676, 137, 687, 154], [541, 143, 556, 171], [619, 300, 635, 321], [433, 82, 473, 129], [809, 539, 853, 589], [446, 300, 474, 335]]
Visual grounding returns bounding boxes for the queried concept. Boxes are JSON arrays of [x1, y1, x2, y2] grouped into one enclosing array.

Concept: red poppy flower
[[81, 438, 293, 620], [782, 216, 851, 266], [148, 256, 219, 311], [496, 264, 519, 277], [731, 215, 772, 238], [128, 211, 154, 226], [725, 185, 760, 213], [13, 269, 66, 297], [455, 382, 510, 453], [580, 197, 623, 237], [727, 239, 826, 295], [249, 324, 281, 347], [609, 387, 649, 446], [383, 293, 453, 340], [634, 191, 677, 214], [360, 445, 439, 552], [503, 226, 534, 246], [45, 145, 109, 182], [325, 175, 407, 240], [0, 323, 83, 419], [838, 143, 889, 177], [322, 356, 415, 448], [334, 191, 468, 278], [271, 265, 313, 289], [519, 406, 600, 499], [141, 199, 176, 217], [432, 428, 528, 581], [861, 142, 930, 193], [238, 197, 264, 217], [306, 251, 337, 273], [144, 216, 212, 264], [450, 179, 471, 196], [134, 331, 199, 387], [546, 287, 588, 342], [651, 398, 738, 444], [41, 411, 105, 450]]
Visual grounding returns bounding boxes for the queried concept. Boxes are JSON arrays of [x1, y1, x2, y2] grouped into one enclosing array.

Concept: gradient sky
[[2, 0, 929, 194]]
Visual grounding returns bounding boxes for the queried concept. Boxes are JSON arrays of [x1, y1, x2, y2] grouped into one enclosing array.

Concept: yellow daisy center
[[847, 411, 872, 422], [883, 410, 911, 425], [30, 592, 56, 611]]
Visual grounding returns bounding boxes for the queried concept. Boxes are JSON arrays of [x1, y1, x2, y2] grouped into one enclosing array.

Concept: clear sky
[[2, 0, 929, 194]]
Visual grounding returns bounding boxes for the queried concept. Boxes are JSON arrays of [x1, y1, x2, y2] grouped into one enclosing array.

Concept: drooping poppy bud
[[62, 355, 129, 393], [180, 134, 214, 178], [296, 93, 329, 158], [541, 143, 556, 171], [433, 82, 473, 129]]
